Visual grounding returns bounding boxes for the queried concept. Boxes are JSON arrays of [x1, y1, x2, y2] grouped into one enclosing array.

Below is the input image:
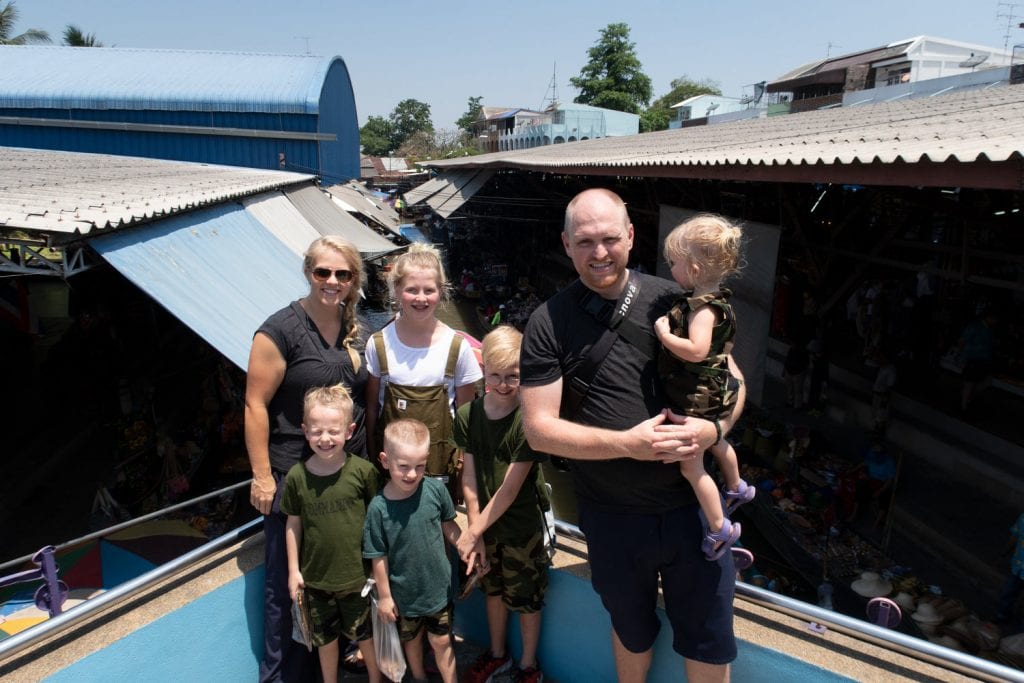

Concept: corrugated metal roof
[[426, 170, 495, 218], [0, 46, 337, 114], [241, 191, 323, 258], [283, 184, 399, 258], [0, 147, 311, 237], [90, 202, 308, 370], [425, 85, 1024, 189], [324, 182, 401, 234], [0, 147, 314, 236], [403, 170, 476, 205]]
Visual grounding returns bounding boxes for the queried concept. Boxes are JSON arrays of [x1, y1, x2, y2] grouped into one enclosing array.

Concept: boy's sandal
[[724, 479, 756, 514], [341, 644, 367, 673], [702, 518, 741, 561], [731, 547, 754, 571]]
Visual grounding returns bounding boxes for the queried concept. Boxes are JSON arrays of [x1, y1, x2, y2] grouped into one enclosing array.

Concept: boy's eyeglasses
[[485, 373, 520, 387], [311, 267, 354, 283]]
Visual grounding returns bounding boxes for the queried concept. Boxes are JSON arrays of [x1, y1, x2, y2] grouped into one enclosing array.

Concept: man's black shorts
[[578, 501, 737, 664]]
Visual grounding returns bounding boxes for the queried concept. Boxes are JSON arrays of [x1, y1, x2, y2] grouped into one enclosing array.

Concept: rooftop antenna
[[827, 41, 842, 58], [998, 2, 1020, 52], [540, 63, 560, 112], [294, 36, 312, 55]]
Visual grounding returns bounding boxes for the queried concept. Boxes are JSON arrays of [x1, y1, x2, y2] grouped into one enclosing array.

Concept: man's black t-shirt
[[520, 274, 700, 514]]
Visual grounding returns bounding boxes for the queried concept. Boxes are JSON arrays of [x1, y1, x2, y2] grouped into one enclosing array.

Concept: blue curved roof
[[0, 46, 340, 114]]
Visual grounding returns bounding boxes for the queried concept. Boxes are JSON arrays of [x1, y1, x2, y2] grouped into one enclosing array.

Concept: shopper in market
[[245, 235, 369, 683]]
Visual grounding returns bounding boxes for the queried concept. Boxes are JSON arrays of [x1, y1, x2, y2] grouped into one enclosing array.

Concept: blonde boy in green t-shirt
[[454, 326, 550, 683], [283, 384, 381, 683]]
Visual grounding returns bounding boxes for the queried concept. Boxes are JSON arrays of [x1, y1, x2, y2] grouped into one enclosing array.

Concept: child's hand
[[377, 596, 398, 623], [288, 571, 305, 600], [654, 315, 671, 340], [471, 538, 489, 575], [456, 529, 478, 565]]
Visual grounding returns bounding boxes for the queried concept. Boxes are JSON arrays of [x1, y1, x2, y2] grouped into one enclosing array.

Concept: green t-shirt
[[281, 455, 379, 593], [452, 397, 548, 544], [362, 477, 455, 617]]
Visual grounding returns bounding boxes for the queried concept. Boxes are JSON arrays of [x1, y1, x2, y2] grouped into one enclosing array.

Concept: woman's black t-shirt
[[257, 302, 369, 472]]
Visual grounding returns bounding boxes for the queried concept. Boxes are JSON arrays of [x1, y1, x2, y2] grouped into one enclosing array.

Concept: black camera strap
[[561, 269, 651, 419]]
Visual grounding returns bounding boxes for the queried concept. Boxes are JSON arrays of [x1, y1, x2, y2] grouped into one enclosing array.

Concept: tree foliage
[[0, 1, 50, 44], [361, 99, 436, 157], [570, 23, 652, 115], [63, 24, 102, 47], [389, 98, 433, 150], [359, 115, 394, 157], [455, 96, 483, 134], [397, 128, 479, 162], [641, 76, 722, 133]]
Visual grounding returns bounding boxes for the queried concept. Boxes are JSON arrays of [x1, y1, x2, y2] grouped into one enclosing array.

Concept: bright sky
[[16, 0, 1023, 130]]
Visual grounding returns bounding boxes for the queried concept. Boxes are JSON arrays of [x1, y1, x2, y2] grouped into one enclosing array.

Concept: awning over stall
[[241, 191, 322, 258], [402, 170, 474, 205], [90, 202, 309, 370], [425, 169, 494, 218], [283, 185, 399, 258], [324, 181, 402, 236]]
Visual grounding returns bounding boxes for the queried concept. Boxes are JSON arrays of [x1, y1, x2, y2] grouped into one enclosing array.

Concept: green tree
[[570, 23, 652, 114], [359, 115, 394, 157], [455, 96, 483, 134], [389, 98, 433, 150], [639, 108, 671, 133], [0, 1, 50, 44], [62, 24, 102, 47], [641, 75, 721, 133]]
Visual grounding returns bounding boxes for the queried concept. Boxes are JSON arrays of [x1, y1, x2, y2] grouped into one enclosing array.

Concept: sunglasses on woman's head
[[311, 267, 354, 283]]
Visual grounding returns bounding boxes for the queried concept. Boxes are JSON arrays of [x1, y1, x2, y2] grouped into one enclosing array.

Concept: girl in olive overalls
[[365, 243, 482, 503], [654, 214, 754, 561]]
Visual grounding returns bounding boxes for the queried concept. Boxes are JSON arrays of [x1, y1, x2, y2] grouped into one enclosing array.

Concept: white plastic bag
[[361, 579, 406, 682], [541, 483, 557, 561]]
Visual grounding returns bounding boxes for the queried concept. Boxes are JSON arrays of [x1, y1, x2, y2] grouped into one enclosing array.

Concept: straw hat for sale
[[850, 571, 892, 598], [911, 602, 944, 625], [893, 591, 916, 611]]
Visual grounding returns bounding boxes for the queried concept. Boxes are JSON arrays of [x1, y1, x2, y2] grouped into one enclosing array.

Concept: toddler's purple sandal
[[731, 547, 754, 570], [702, 518, 741, 561], [724, 479, 756, 514]]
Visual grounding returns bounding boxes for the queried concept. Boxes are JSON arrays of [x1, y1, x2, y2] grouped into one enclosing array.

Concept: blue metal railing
[[1, 500, 1021, 682]]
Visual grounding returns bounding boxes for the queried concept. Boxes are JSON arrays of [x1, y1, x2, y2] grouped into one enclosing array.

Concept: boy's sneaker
[[513, 665, 544, 683], [463, 651, 511, 683]]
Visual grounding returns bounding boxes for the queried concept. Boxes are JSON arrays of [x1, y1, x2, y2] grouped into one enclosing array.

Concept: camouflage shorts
[[398, 603, 452, 642], [478, 530, 549, 613], [304, 585, 371, 647]]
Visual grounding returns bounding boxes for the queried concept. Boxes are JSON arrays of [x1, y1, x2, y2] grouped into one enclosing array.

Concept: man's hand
[[250, 474, 276, 515], [650, 409, 718, 463], [625, 412, 699, 462]]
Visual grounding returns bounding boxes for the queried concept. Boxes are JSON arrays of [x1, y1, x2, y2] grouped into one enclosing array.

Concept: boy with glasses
[[454, 326, 550, 683]]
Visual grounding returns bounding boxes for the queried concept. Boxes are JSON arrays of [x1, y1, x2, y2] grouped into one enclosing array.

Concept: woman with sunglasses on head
[[245, 235, 368, 683]]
